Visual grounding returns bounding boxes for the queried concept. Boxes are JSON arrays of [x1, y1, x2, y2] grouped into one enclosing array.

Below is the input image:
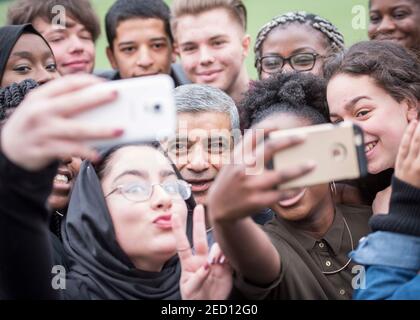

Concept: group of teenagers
[[0, 0, 419, 300]]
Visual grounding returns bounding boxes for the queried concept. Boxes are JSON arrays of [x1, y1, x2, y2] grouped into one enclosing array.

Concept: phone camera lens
[[154, 104, 161, 113], [331, 144, 347, 161]]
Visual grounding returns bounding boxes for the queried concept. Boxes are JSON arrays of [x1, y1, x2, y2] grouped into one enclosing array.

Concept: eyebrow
[[113, 170, 148, 183], [118, 41, 136, 47], [12, 50, 54, 61], [161, 170, 176, 178], [11, 51, 33, 59], [291, 47, 317, 54], [330, 96, 372, 118], [344, 96, 372, 112], [150, 37, 168, 42], [113, 169, 176, 183]]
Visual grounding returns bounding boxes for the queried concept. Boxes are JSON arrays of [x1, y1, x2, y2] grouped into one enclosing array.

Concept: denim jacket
[[350, 231, 420, 300]]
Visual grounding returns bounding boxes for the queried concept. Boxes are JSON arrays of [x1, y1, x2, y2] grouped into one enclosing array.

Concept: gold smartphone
[[268, 121, 367, 190]]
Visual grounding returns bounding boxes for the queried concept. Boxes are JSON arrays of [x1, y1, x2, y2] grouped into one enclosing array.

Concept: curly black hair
[[241, 72, 330, 129], [0, 79, 38, 121]]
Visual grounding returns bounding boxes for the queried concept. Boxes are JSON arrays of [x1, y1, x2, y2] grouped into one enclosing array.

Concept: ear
[[171, 44, 178, 63], [241, 34, 251, 58], [173, 42, 181, 58], [106, 46, 118, 70], [406, 99, 419, 121]]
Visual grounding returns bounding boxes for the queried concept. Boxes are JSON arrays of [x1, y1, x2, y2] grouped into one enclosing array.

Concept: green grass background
[[0, 0, 369, 78]]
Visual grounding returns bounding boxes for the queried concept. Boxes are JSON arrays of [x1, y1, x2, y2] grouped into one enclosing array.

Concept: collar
[[280, 206, 346, 256]]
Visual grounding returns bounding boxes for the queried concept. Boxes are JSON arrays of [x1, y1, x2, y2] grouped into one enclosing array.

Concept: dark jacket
[[0, 145, 193, 300]]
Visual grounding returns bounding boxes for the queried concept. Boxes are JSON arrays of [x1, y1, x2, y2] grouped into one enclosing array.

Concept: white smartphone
[[269, 121, 368, 190], [73, 74, 176, 148]]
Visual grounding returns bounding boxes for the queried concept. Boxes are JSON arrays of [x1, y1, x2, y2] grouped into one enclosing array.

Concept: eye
[[169, 140, 188, 154], [13, 65, 31, 73], [212, 39, 226, 47], [355, 109, 370, 118], [262, 56, 282, 70], [121, 46, 136, 54], [330, 118, 343, 124], [46, 63, 57, 72], [123, 183, 148, 195], [49, 36, 65, 43], [292, 54, 315, 66], [79, 32, 93, 41], [393, 10, 409, 19], [152, 42, 166, 50], [369, 14, 382, 24], [181, 45, 197, 53], [209, 140, 229, 153], [162, 181, 179, 195]]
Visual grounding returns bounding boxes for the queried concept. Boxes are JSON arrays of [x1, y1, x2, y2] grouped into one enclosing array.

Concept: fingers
[[47, 118, 123, 142], [172, 213, 193, 264], [42, 140, 100, 163], [48, 87, 118, 117], [255, 134, 306, 166], [181, 264, 210, 299], [208, 243, 226, 265], [397, 120, 418, 169], [236, 118, 281, 161], [251, 162, 316, 190], [407, 120, 420, 163], [28, 74, 106, 100], [192, 205, 209, 256]]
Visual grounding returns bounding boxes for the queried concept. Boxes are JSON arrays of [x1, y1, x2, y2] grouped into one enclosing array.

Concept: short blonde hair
[[171, 0, 247, 35]]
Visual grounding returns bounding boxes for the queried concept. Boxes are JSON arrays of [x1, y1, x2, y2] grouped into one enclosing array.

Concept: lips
[[365, 140, 378, 159], [63, 60, 90, 71], [278, 188, 307, 208], [188, 179, 213, 193], [52, 168, 73, 194], [196, 70, 222, 83], [133, 72, 159, 78], [153, 214, 173, 230]]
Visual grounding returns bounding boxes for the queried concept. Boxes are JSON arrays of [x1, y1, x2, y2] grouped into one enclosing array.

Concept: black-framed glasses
[[105, 180, 192, 203], [260, 52, 323, 74]]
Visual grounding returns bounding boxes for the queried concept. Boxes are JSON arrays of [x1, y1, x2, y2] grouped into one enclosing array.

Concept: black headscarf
[[61, 144, 194, 300], [0, 24, 51, 85]]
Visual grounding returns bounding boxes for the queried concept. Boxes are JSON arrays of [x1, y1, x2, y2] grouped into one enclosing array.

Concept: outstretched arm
[[0, 75, 123, 299], [208, 119, 315, 286]]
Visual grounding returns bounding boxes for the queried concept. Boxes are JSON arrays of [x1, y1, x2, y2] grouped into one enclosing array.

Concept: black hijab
[[61, 144, 194, 300], [0, 24, 51, 85]]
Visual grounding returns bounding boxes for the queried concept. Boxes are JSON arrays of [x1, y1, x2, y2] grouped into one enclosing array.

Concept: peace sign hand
[[172, 204, 233, 300]]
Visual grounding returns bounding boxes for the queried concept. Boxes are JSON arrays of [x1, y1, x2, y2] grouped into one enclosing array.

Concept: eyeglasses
[[259, 52, 323, 74], [105, 180, 192, 203]]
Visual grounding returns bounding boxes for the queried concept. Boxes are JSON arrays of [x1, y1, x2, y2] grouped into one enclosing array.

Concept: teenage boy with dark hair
[[8, 0, 100, 75], [104, 0, 189, 85]]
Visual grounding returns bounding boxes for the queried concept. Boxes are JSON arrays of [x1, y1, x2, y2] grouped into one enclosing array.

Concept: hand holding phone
[[269, 121, 367, 190]]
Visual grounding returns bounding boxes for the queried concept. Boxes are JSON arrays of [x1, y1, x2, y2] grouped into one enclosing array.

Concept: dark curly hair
[[324, 40, 420, 105], [0, 79, 38, 122], [241, 72, 330, 129]]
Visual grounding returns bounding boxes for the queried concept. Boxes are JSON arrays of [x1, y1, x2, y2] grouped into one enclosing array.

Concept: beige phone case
[[269, 121, 366, 190]]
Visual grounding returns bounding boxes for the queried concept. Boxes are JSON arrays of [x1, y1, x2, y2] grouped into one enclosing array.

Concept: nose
[[68, 35, 85, 54], [36, 68, 58, 85], [136, 46, 154, 69], [150, 185, 173, 211], [187, 145, 210, 173], [377, 16, 396, 33], [282, 62, 294, 73], [199, 46, 215, 66]]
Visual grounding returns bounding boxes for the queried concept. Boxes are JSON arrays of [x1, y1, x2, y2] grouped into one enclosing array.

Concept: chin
[[273, 204, 309, 222], [48, 196, 69, 211]]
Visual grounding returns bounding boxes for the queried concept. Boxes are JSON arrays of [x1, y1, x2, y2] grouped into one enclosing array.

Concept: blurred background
[[0, 0, 369, 78]]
